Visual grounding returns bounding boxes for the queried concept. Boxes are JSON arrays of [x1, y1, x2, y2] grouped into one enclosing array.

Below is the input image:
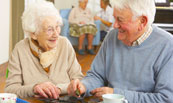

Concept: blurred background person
[[68, 0, 97, 55], [94, 0, 114, 41], [5, 0, 83, 99]]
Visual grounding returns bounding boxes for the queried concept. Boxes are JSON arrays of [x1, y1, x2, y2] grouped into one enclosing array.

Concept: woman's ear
[[30, 33, 37, 40], [138, 16, 148, 31]]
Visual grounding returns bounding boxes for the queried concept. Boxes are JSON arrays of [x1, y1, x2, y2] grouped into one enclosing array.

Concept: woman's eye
[[48, 28, 53, 32]]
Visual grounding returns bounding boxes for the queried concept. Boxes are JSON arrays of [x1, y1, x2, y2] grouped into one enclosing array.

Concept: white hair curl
[[110, 0, 156, 26], [22, 0, 62, 37]]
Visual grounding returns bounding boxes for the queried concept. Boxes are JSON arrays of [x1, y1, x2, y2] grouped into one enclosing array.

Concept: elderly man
[[67, 0, 173, 103]]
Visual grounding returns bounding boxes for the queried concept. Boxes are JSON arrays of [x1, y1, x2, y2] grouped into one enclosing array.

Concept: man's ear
[[138, 16, 148, 31], [30, 33, 37, 40]]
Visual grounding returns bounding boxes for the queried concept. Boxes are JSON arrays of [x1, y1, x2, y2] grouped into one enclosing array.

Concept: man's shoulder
[[152, 25, 173, 44], [105, 29, 118, 40]]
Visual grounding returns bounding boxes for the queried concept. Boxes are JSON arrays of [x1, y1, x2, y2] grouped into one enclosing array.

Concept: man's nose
[[113, 21, 120, 29]]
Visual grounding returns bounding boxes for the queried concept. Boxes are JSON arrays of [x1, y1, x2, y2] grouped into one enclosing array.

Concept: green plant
[[170, 0, 173, 2]]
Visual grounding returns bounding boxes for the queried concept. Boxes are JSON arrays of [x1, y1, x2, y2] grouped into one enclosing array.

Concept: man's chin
[[117, 34, 126, 41]]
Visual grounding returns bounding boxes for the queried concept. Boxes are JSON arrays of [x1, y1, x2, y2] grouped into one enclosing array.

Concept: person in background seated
[[94, 0, 114, 41], [68, 0, 97, 55], [67, 0, 173, 102], [5, 0, 83, 99]]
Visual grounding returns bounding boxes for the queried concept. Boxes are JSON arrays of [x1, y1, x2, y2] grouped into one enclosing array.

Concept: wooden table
[[22, 96, 101, 103]]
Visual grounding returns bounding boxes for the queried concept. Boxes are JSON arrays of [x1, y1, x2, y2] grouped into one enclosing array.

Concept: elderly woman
[[5, 0, 83, 99], [94, 0, 114, 41], [68, 0, 97, 55]]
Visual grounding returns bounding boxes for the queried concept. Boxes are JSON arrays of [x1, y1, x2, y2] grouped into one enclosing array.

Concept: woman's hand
[[67, 79, 86, 97], [90, 87, 114, 97], [79, 21, 86, 24], [94, 16, 101, 20], [33, 82, 61, 99]]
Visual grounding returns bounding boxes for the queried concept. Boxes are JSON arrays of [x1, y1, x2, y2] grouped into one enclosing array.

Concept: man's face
[[113, 8, 142, 46]]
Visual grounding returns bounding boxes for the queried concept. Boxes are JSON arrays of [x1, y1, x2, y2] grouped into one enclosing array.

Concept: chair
[[60, 9, 101, 46]]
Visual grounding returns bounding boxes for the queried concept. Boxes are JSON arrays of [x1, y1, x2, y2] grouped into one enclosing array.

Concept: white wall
[[55, 0, 101, 15], [0, 1, 10, 64], [55, 0, 78, 9]]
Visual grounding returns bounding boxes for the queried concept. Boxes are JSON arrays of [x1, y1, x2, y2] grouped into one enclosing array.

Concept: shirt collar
[[132, 26, 152, 46]]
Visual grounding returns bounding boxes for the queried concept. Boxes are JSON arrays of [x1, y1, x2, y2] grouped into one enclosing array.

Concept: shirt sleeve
[[106, 7, 114, 23], [81, 41, 107, 96], [5, 45, 36, 98]]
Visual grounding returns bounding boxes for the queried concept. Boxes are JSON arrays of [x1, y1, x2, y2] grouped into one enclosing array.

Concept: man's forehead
[[114, 8, 133, 16]]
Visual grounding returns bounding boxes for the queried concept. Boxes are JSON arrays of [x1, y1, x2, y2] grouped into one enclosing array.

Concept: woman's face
[[100, 0, 107, 9], [79, 0, 88, 9], [32, 16, 61, 51]]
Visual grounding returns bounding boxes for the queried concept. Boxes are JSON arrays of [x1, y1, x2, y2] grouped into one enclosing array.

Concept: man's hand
[[67, 79, 86, 97], [33, 82, 61, 99], [90, 87, 114, 97]]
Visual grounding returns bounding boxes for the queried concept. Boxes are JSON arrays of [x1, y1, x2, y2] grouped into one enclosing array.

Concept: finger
[[73, 80, 78, 92], [50, 86, 59, 99], [37, 87, 49, 98], [43, 87, 52, 98], [34, 94, 42, 98], [90, 88, 99, 95], [48, 86, 57, 99], [94, 92, 104, 98], [67, 82, 73, 95], [78, 83, 85, 95]]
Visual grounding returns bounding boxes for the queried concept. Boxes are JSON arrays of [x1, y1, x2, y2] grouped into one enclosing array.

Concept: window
[[155, 0, 170, 6]]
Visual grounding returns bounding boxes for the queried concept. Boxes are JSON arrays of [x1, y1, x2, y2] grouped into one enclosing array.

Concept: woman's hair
[[110, 0, 156, 26], [102, 0, 110, 6], [79, 0, 85, 2], [21, 0, 62, 37]]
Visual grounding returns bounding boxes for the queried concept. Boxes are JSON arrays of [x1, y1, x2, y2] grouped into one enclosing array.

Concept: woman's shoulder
[[14, 38, 29, 49], [58, 36, 71, 45], [12, 38, 30, 55]]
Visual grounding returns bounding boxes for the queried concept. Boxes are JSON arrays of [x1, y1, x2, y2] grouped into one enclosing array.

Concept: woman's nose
[[53, 28, 61, 37]]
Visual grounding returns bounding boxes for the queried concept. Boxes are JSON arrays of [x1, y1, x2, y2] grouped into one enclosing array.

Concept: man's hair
[[110, 0, 156, 26], [21, 0, 62, 37]]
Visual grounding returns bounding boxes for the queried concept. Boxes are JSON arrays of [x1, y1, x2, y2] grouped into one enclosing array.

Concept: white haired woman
[[5, 0, 83, 99], [68, 0, 97, 55]]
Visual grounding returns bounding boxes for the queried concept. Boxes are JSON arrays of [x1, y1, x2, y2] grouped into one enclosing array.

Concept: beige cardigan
[[68, 6, 95, 25], [5, 36, 84, 98]]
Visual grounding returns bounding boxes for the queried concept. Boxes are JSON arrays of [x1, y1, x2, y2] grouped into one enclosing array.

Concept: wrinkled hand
[[90, 87, 114, 97], [67, 79, 86, 97], [33, 82, 61, 99], [94, 16, 101, 20]]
